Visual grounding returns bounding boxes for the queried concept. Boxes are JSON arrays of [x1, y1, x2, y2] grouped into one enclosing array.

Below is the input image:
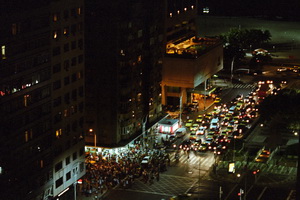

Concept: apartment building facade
[[0, 1, 85, 199], [84, 0, 165, 148]]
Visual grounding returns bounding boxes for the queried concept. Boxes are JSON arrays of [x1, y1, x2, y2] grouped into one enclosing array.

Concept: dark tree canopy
[[259, 89, 300, 130], [221, 28, 272, 49]]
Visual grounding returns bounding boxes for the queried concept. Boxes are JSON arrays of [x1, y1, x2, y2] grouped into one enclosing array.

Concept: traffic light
[[238, 189, 244, 196]]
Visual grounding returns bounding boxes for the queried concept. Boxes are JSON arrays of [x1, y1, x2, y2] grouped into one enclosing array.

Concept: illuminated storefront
[[158, 118, 179, 134]]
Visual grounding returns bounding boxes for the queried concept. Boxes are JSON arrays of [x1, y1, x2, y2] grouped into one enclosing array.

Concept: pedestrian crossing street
[[232, 83, 256, 89]]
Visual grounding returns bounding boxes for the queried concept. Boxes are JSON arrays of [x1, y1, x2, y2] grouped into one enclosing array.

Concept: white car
[[141, 156, 152, 166], [277, 67, 287, 72], [196, 126, 206, 135]]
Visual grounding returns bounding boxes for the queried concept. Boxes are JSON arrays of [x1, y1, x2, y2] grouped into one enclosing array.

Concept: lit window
[[53, 13, 58, 22], [12, 23, 17, 35], [24, 94, 30, 107], [25, 131, 29, 142], [64, 109, 69, 117], [77, 71, 82, 79], [53, 31, 58, 39], [40, 160, 44, 168], [137, 55, 142, 62], [1, 45, 6, 59], [56, 129, 62, 138], [25, 129, 32, 142], [77, 7, 82, 15], [63, 27, 69, 36]]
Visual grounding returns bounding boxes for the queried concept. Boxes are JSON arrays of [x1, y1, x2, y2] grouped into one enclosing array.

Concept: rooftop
[[166, 36, 222, 59]]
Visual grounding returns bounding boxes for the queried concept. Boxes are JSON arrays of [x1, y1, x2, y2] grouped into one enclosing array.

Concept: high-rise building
[[84, 0, 165, 148], [0, 1, 85, 199], [162, 0, 223, 107]]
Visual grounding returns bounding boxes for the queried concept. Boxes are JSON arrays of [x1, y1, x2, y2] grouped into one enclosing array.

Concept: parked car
[[175, 127, 187, 138]]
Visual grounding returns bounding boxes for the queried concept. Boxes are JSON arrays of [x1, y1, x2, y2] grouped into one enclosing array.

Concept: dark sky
[[198, 0, 300, 20]]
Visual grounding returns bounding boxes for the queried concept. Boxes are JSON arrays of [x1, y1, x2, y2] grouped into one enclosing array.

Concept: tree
[[221, 28, 272, 49], [259, 89, 300, 131]]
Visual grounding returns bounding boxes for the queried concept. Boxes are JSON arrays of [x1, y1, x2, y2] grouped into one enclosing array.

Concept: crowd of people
[[81, 143, 170, 197]]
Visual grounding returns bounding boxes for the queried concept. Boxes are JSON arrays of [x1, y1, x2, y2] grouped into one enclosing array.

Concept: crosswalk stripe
[[232, 83, 256, 89]]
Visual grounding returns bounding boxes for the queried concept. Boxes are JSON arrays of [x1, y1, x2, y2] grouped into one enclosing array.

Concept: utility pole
[[204, 79, 207, 110], [219, 186, 223, 200], [179, 92, 183, 127], [231, 56, 236, 84]]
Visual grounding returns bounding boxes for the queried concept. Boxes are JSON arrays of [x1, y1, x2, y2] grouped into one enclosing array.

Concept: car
[[141, 156, 152, 168], [214, 145, 225, 155], [190, 123, 200, 131], [198, 143, 208, 151], [191, 141, 201, 151], [214, 97, 221, 104], [179, 140, 192, 151], [277, 67, 287, 73], [196, 126, 206, 135], [175, 128, 186, 138], [207, 141, 218, 151], [189, 130, 197, 140]]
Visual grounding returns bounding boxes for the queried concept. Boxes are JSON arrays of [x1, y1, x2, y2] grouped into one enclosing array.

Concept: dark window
[[53, 47, 61, 56], [53, 96, 61, 107], [55, 177, 63, 188], [64, 93, 70, 104], [54, 112, 62, 123], [71, 40, 77, 49], [79, 117, 84, 128], [53, 63, 61, 73], [64, 60, 69, 71], [64, 43, 69, 52], [63, 10, 69, 19], [80, 162, 84, 172], [79, 147, 84, 156], [66, 140, 71, 149], [64, 76, 70, 85], [79, 102, 84, 112], [72, 89, 77, 101], [71, 24, 77, 35], [55, 161, 62, 172], [72, 73, 77, 82], [78, 86, 84, 97], [53, 80, 61, 90], [66, 156, 70, 165], [66, 171, 71, 181], [78, 54, 83, 63], [78, 39, 83, 50], [71, 57, 77, 66], [72, 121, 77, 132], [71, 8, 76, 17], [73, 152, 77, 161]]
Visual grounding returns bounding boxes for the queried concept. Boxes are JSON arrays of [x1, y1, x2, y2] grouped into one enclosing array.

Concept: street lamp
[[89, 128, 96, 147], [142, 115, 148, 148]]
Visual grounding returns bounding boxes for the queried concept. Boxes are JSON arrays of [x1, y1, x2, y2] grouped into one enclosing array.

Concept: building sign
[[228, 162, 235, 173]]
